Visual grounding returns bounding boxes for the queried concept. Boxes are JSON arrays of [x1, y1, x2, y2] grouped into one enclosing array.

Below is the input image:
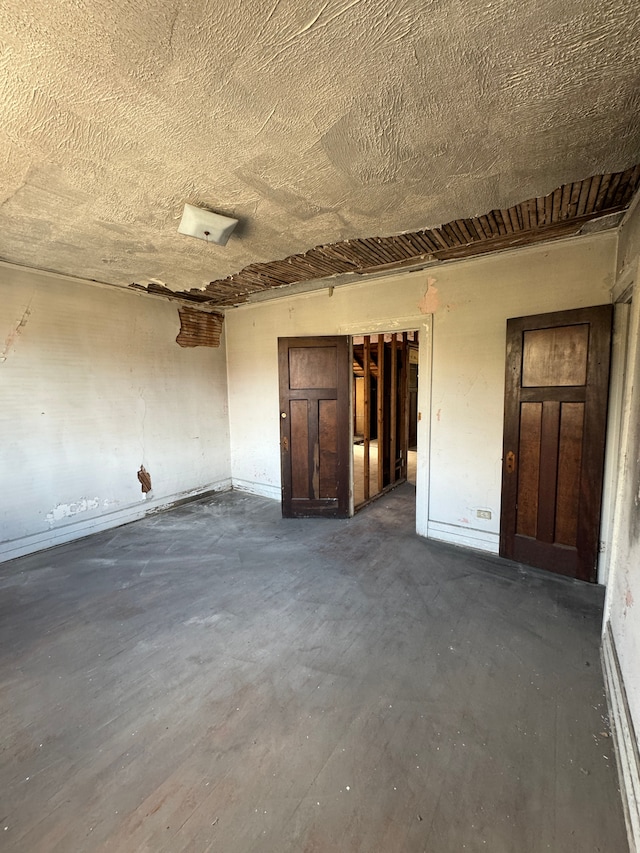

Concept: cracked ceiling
[[1, 0, 639, 308]]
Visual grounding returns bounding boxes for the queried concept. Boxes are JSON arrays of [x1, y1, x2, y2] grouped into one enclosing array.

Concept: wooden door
[[278, 336, 350, 518], [500, 305, 612, 582]]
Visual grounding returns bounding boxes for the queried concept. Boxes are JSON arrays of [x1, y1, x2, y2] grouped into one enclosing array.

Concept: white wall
[[0, 263, 231, 561], [225, 232, 615, 554], [603, 193, 640, 773]]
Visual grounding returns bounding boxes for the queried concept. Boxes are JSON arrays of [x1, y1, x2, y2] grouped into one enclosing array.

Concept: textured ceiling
[[1, 1, 639, 297]]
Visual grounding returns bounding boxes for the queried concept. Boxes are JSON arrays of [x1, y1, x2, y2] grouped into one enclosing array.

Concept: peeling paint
[[418, 277, 439, 314], [46, 498, 100, 527]]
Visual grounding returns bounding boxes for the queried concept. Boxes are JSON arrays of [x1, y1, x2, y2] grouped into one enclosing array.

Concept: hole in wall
[[137, 465, 152, 493]]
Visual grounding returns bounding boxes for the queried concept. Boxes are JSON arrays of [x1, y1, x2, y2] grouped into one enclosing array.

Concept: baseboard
[[427, 520, 499, 554], [602, 621, 640, 853], [0, 478, 232, 564], [232, 478, 281, 501]]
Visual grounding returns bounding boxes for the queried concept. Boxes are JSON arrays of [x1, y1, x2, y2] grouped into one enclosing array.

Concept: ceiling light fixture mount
[[178, 203, 238, 246]]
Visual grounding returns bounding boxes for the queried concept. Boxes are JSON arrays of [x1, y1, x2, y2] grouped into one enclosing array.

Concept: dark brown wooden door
[[278, 336, 350, 518], [500, 305, 612, 582]]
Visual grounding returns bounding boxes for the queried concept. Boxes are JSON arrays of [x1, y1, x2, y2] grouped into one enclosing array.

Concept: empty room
[[1, 2, 639, 851]]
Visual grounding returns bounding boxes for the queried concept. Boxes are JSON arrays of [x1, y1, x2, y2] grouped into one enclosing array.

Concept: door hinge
[[282, 436, 289, 452], [506, 450, 516, 474]]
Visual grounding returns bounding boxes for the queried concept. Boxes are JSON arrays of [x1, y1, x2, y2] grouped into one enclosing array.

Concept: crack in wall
[[1, 292, 34, 362]]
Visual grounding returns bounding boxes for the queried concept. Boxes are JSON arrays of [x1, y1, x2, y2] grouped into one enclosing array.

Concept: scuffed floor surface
[[0, 486, 628, 852]]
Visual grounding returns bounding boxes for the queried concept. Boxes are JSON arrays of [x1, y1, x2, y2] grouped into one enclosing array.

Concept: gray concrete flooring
[[0, 485, 628, 852]]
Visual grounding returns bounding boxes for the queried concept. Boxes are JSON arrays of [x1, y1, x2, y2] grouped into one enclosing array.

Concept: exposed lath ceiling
[[1, 1, 639, 305], [132, 166, 640, 308]]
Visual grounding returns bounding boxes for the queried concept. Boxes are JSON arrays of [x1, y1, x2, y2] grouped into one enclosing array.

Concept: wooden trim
[[390, 334, 398, 482], [499, 316, 523, 559], [377, 334, 385, 493], [400, 333, 409, 480], [577, 304, 613, 581], [602, 622, 640, 853], [363, 336, 371, 502]]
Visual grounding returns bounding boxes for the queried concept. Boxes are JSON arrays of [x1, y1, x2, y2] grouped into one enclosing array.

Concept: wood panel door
[[500, 305, 613, 582], [278, 336, 350, 518]]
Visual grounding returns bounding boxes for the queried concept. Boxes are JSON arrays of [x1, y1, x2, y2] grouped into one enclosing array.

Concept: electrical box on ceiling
[[178, 204, 238, 246]]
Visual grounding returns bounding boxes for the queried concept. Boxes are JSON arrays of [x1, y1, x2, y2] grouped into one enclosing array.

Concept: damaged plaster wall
[[225, 232, 615, 555], [0, 264, 231, 562], [604, 197, 640, 753]]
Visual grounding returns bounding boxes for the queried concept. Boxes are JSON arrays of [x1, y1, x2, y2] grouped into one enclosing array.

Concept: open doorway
[[352, 331, 419, 510]]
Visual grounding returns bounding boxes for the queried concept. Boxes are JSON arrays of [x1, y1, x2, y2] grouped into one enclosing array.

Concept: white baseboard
[[0, 478, 232, 564], [602, 621, 640, 853], [232, 478, 281, 501], [427, 520, 499, 553]]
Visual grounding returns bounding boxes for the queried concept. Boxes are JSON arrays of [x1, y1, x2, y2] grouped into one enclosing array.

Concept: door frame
[[338, 316, 433, 533]]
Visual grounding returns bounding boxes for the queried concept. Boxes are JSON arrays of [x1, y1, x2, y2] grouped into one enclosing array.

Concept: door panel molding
[[278, 336, 350, 518], [500, 304, 613, 582]]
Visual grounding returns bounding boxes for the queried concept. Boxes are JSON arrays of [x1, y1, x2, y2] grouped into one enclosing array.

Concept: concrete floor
[[0, 485, 628, 852]]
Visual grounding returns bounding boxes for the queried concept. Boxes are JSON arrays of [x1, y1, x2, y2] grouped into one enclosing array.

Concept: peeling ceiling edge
[[0, 259, 224, 314], [226, 228, 619, 312], [620, 183, 640, 228], [171, 165, 638, 311], [0, 258, 125, 290]]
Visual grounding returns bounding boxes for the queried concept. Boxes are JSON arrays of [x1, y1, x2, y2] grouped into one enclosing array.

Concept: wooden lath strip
[[576, 179, 591, 216], [604, 172, 623, 208], [413, 230, 440, 253], [129, 165, 640, 307], [486, 209, 501, 237], [595, 173, 613, 210], [441, 222, 463, 245], [429, 210, 625, 261], [458, 218, 479, 241], [430, 228, 451, 249], [493, 209, 508, 236], [585, 174, 602, 213], [560, 182, 572, 220], [569, 181, 582, 219]]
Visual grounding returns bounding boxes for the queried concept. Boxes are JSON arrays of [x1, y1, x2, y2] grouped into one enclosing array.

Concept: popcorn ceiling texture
[[0, 0, 639, 293]]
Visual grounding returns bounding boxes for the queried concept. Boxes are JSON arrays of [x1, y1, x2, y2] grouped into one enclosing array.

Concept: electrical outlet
[[477, 509, 492, 520]]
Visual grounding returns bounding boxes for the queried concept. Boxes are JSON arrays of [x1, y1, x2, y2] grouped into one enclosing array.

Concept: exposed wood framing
[[175, 306, 224, 348], [390, 334, 398, 483], [377, 334, 385, 495], [400, 332, 409, 481], [363, 336, 371, 503], [131, 166, 640, 309]]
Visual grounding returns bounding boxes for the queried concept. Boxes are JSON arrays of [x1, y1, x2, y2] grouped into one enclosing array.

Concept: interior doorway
[[352, 331, 419, 510]]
